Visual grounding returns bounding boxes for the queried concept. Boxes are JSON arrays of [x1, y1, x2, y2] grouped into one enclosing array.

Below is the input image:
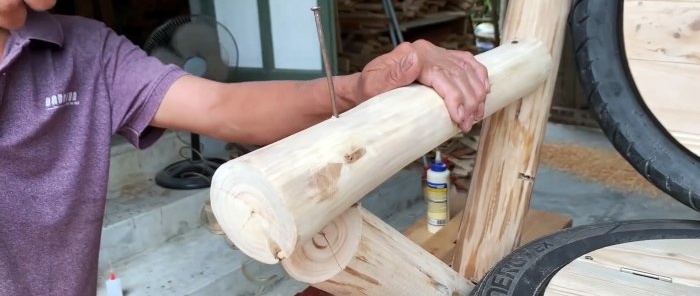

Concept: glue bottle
[[426, 151, 450, 233], [105, 272, 124, 296]]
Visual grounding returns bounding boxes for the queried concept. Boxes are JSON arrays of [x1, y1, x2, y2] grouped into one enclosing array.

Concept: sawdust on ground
[[540, 143, 666, 198]]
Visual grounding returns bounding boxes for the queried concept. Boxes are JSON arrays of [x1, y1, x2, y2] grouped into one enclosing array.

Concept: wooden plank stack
[[336, 0, 480, 74], [338, 0, 478, 22]]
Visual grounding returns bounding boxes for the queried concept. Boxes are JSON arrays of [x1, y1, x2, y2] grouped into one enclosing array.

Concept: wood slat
[[626, 59, 700, 155], [545, 239, 700, 295], [671, 131, 700, 156], [624, 0, 700, 157], [623, 0, 700, 64], [337, 0, 479, 74]]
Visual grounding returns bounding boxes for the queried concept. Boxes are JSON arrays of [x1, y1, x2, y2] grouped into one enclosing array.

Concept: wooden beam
[[519, 210, 573, 245], [295, 208, 572, 296], [210, 40, 553, 264], [450, 0, 573, 282], [282, 205, 473, 296]]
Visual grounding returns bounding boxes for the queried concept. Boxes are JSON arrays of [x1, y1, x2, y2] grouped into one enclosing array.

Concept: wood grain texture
[[623, 0, 700, 64], [282, 206, 473, 296], [624, 0, 700, 157], [545, 239, 700, 295], [406, 209, 572, 264], [210, 41, 552, 264], [518, 210, 573, 245], [295, 208, 572, 296], [627, 59, 700, 154], [451, 0, 573, 282]]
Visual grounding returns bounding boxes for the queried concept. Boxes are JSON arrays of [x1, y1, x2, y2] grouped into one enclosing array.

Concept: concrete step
[[101, 132, 230, 273], [107, 132, 187, 198], [97, 227, 294, 296], [97, 165, 425, 295], [99, 178, 210, 277]]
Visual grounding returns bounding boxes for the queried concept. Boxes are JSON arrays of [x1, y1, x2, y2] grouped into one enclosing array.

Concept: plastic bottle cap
[[430, 162, 447, 172]]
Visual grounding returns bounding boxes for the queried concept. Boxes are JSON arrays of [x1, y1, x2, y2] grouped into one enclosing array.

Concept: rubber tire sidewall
[[570, 0, 700, 210], [470, 219, 700, 295]]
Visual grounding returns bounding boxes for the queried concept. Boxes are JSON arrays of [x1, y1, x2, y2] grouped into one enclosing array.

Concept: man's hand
[[354, 39, 490, 131]]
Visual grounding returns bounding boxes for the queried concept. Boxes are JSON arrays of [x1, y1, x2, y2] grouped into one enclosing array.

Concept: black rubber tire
[[470, 219, 700, 295], [570, 0, 700, 211]]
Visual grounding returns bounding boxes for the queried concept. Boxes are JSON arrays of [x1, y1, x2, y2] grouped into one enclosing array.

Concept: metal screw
[[311, 6, 339, 118]]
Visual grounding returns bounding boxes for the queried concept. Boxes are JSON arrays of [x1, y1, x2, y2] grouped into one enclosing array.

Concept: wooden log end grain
[[210, 161, 297, 264], [282, 205, 364, 284]]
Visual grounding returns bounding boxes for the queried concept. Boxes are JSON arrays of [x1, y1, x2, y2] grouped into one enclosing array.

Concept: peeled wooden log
[[282, 205, 473, 296], [210, 40, 552, 264], [451, 0, 573, 282]]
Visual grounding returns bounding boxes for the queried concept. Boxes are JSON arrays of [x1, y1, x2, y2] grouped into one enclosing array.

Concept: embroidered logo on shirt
[[46, 92, 79, 109]]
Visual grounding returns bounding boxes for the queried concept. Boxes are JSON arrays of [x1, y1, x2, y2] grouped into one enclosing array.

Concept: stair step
[[97, 227, 293, 296], [97, 186, 427, 296], [97, 164, 425, 295], [108, 132, 187, 198], [99, 178, 210, 276]]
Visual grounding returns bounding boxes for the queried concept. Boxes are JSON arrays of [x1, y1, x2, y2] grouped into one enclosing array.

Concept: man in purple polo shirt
[[0, 0, 489, 295]]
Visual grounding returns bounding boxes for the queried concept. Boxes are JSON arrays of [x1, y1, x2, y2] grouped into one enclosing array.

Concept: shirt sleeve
[[100, 25, 188, 149]]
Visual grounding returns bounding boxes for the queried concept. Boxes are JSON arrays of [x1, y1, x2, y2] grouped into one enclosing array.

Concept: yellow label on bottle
[[426, 181, 449, 226], [427, 201, 448, 226], [426, 187, 448, 202], [426, 181, 448, 201]]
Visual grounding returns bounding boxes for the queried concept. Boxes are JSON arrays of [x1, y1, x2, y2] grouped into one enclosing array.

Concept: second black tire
[[470, 219, 700, 295]]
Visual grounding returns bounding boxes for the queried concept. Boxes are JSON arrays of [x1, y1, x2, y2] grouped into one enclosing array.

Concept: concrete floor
[[532, 123, 700, 226]]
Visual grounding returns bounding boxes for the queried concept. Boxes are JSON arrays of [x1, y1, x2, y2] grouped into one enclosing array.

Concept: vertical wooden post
[[451, 0, 573, 282]]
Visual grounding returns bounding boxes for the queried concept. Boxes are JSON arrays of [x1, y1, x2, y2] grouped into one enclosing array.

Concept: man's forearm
[[155, 39, 489, 145], [212, 73, 362, 145]]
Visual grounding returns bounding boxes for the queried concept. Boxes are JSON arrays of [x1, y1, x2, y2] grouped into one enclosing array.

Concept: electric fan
[[143, 15, 239, 190]]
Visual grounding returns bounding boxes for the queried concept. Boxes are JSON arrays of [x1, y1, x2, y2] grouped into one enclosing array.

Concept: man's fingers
[[449, 50, 490, 92], [476, 102, 485, 122], [446, 51, 488, 121], [466, 73, 487, 120], [424, 66, 482, 132], [449, 66, 480, 125], [444, 55, 486, 122], [426, 68, 466, 126]]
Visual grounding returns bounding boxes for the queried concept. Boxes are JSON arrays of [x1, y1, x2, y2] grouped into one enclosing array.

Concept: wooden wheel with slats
[[570, 0, 700, 211]]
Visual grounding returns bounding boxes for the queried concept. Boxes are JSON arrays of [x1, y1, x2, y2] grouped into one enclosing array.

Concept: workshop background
[[49, 0, 700, 295]]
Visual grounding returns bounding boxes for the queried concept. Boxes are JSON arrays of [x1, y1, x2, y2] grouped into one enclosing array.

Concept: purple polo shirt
[[0, 11, 187, 295]]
